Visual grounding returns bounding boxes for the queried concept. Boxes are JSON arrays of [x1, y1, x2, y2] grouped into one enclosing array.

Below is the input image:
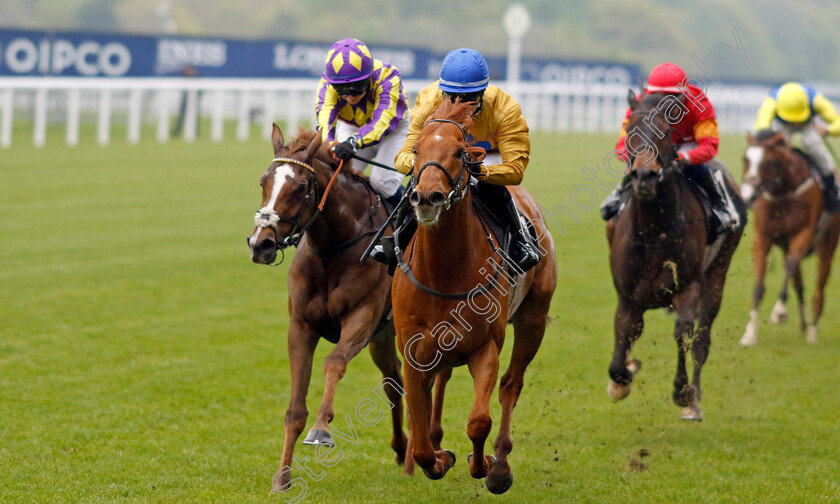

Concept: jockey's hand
[[472, 163, 489, 179], [673, 154, 690, 169], [815, 123, 828, 136], [332, 138, 357, 162]]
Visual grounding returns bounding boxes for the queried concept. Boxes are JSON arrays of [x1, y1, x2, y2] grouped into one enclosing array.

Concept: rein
[[759, 176, 816, 202]]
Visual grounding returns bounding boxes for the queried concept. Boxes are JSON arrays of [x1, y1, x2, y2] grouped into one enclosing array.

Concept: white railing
[[0, 76, 775, 148]]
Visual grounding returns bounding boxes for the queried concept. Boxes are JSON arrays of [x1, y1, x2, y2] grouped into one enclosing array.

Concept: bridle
[[254, 157, 321, 256], [397, 118, 506, 299], [411, 119, 484, 210]]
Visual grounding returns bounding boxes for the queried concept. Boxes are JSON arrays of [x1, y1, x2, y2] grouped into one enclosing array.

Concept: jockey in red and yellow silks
[[601, 62, 738, 233]]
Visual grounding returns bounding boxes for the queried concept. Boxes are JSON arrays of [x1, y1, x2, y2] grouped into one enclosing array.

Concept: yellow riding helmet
[[776, 83, 811, 123]]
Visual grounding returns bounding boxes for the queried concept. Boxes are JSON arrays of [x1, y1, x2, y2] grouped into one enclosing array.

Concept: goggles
[[333, 80, 370, 98]]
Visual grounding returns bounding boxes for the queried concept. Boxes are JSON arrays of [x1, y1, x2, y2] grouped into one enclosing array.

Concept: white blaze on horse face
[[268, 164, 296, 209], [745, 146, 763, 180], [249, 164, 296, 249]]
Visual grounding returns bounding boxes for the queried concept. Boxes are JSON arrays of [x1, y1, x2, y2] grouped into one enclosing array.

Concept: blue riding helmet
[[438, 48, 490, 94]]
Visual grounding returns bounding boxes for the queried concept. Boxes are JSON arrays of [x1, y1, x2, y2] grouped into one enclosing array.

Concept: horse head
[[624, 91, 682, 200], [409, 99, 485, 227], [742, 130, 796, 203], [248, 124, 326, 264]]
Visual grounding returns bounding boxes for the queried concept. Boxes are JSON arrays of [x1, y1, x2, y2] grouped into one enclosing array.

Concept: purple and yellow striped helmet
[[324, 38, 375, 84]]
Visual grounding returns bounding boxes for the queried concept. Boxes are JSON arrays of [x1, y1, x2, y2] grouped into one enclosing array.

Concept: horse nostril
[[256, 239, 276, 254], [409, 191, 422, 207], [428, 191, 446, 208]]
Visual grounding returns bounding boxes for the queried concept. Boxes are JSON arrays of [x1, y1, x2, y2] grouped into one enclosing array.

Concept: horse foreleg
[[773, 229, 813, 325], [810, 218, 840, 343], [273, 321, 318, 492], [307, 307, 377, 446], [430, 369, 452, 451], [368, 334, 408, 466], [608, 300, 644, 400], [741, 233, 771, 346], [485, 300, 550, 495], [404, 366, 454, 480], [671, 282, 700, 412], [466, 341, 500, 481]]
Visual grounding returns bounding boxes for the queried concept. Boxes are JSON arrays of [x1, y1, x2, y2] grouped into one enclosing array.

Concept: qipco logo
[[0, 38, 132, 76]]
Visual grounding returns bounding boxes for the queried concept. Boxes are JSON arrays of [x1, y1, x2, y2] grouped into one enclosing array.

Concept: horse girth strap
[[760, 176, 816, 202]]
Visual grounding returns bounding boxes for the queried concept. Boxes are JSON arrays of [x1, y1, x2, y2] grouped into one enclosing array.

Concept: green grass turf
[[1, 124, 839, 503]]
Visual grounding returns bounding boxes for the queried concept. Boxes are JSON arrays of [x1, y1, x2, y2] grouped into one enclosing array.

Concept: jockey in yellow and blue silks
[[315, 38, 408, 207], [752, 82, 840, 210], [390, 48, 540, 271]]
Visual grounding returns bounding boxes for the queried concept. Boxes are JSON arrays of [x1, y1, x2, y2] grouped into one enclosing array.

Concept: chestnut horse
[[606, 92, 744, 421], [392, 100, 557, 494], [739, 130, 840, 346], [248, 125, 407, 491]]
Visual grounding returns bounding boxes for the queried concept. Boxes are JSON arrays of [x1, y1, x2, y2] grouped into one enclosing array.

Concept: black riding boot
[[683, 164, 736, 234], [600, 179, 629, 221], [820, 172, 840, 213], [372, 186, 412, 267], [474, 181, 541, 272]]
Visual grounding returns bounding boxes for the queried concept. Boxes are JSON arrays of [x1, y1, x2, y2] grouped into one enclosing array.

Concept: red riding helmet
[[644, 62, 687, 94]]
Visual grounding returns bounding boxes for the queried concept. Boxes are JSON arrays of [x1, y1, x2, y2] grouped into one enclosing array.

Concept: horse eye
[[296, 182, 307, 192]]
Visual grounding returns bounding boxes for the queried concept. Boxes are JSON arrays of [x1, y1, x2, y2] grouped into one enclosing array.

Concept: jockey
[[600, 62, 738, 233], [753, 82, 840, 210], [315, 38, 408, 208], [391, 48, 540, 272]]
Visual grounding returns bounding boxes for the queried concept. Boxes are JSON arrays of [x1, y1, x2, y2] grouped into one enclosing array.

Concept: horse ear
[[303, 132, 323, 162], [628, 89, 641, 111], [271, 124, 285, 156], [771, 132, 787, 147], [746, 130, 754, 143]]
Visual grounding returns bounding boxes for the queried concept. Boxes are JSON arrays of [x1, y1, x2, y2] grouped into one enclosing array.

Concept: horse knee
[[284, 407, 308, 433], [323, 357, 348, 379], [467, 414, 492, 442]]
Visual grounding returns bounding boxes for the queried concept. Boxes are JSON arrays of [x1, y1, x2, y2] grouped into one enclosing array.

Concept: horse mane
[[418, 99, 475, 143], [288, 127, 319, 153]]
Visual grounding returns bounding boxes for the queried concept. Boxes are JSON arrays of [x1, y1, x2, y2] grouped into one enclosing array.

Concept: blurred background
[[3, 0, 840, 80], [1, 0, 839, 146]]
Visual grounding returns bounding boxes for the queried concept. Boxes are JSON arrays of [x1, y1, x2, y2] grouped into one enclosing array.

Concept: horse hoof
[[680, 405, 703, 421], [608, 380, 632, 401], [302, 428, 334, 447], [444, 449, 456, 468], [673, 385, 694, 408], [486, 471, 514, 494], [769, 300, 787, 324], [739, 332, 758, 346], [807, 325, 818, 344]]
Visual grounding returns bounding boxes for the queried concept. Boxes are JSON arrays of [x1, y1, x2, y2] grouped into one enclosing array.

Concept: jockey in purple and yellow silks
[[751, 82, 840, 210], [315, 38, 408, 208]]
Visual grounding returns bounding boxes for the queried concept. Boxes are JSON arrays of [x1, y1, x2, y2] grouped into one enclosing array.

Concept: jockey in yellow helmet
[[753, 82, 840, 210]]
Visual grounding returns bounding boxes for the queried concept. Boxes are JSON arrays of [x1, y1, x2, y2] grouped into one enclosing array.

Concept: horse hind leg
[[368, 334, 408, 466], [809, 219, 840, 343], [792, 263, 807, 334], [608, 302, 644, 400]]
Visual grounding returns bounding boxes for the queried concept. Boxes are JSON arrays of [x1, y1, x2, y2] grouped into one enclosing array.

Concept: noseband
[[254, 157, 320, 251], [412, 119, 484, 210]]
